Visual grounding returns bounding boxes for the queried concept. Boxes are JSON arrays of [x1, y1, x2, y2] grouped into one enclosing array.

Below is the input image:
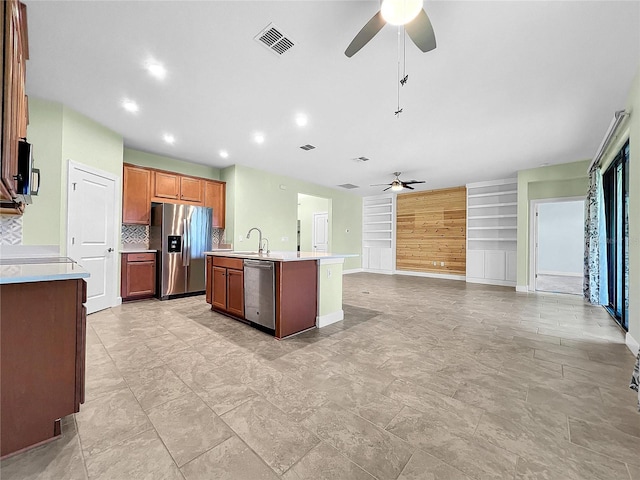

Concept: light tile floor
[[2, 273, 639, 479]]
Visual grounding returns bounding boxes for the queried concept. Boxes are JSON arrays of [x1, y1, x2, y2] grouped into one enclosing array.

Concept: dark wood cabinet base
[[0, 279, 87, 458]]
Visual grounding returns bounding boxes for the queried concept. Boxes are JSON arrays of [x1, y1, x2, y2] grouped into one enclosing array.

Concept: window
[[602, 141, 629, 330]]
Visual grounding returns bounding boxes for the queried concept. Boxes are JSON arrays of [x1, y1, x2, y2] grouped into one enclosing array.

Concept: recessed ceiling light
[[295, 114, 308, 127], [145, 60, 167, 80], [163, 133, 175, 144], [219, 150, 229, 159], [122, 99, 139, 113], [254, 133, 265, 144]]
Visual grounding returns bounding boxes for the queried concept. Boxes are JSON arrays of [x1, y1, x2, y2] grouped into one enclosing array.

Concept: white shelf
[[466, 178, 518, 287], [467, 190, 517, 198], [468, 226, 516, 230], [470, 214, 517, 219], [363, 194, 395, 273], [467, 202, 517, 209]]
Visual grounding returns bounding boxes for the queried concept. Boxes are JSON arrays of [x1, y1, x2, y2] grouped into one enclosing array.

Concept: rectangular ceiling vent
[[353, 156, 370, 162], [255, 23, 295, 56], [338, 183, 359, 189], [299, 144, 316, 151]]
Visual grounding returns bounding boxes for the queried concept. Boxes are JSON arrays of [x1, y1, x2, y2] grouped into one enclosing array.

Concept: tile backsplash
[[121, 224, 225, 248], [0, 215, 23, 245], [121, 224, 149, 244]]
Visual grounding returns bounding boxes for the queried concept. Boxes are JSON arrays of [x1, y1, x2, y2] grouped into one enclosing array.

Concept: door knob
[[107, 248, 114, 252]]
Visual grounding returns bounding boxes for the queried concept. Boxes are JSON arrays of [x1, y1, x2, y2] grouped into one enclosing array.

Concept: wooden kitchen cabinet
[[122, 165, 151, 224], [1, 278, 86, 458], [180, 176, 203, 202], [153, 171, 180, 200], [121, 252, 156, 301], [1, 0, 29, 204], [122, 164, 226, 227], [204, 180, 226, 228], [208, 256, 244, 318]]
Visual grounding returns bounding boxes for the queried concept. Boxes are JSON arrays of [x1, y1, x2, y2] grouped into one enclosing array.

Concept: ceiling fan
[[345, 0, 436, 58], [371, 172, 426, 192]]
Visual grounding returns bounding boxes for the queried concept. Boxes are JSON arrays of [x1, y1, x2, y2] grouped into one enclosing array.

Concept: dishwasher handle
[[244, 259, 274, 269]]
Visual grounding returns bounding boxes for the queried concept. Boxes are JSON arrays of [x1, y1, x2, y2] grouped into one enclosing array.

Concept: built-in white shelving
[[466, 178, 518, 286], [362, 194, 395, 273]]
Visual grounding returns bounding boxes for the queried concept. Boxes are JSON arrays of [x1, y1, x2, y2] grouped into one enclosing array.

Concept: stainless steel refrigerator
[[150, 203, 212, 300]]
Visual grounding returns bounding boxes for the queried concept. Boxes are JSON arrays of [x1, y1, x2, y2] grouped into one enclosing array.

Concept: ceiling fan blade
[[345, 10, 386, 57], [383, 186, 392, 192], [404, 185, 415, 190], [403, 180, 426, 185], [370, 183, 392, 186], [405, 9, 436, 53]]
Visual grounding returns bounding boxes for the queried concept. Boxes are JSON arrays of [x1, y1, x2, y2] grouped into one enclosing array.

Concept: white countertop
[[0, 257, 90, 285], [205, 251, 358, 262]]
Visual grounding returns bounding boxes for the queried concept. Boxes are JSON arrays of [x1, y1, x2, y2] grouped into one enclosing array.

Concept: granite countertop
[[0, 257, 90, 285], [120, 244, 157, 253], [205, 251, 358, 262]]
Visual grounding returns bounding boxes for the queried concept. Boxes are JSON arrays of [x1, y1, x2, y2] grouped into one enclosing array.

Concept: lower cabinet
[[121, 252, 156, 301], [466, 249, 516, 286], [362, 246, 393, 272], [0, 278, 87, 457], [209, 257, 244, 318]]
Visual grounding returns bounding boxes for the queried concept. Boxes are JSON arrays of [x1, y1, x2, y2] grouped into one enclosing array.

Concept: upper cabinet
[[122, 163, 225, 228], [153, 171, 180, 200], [152, 171, 203, 203], [179, 176, 203, 203], [204, 180, 225, 228], [1, 0, 29, 204], [122, 165, 151, 224]]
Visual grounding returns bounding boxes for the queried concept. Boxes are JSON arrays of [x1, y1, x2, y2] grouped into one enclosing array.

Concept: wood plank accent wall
[[396, 186, 467, 275]]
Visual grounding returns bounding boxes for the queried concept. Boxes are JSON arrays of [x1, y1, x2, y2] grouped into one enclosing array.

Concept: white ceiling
[[25, 1, 639, 196]]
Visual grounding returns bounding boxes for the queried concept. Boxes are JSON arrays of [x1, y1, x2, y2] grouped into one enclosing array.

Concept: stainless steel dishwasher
[[243, 259, 276, 330]]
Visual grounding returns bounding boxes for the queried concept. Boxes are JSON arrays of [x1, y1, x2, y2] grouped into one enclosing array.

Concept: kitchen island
[[0, 251, 89, 458], [205, 251, 354, 338]]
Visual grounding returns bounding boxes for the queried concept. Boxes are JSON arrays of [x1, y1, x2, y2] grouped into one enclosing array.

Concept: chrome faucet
[[246, 227, 263, 253], [261, 237, 270, 254]]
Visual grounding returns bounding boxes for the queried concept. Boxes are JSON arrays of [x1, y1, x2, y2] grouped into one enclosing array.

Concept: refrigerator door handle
[[183, 218, 190, 267]]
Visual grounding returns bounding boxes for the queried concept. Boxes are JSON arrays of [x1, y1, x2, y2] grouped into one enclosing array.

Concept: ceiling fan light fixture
[[381, 0, 423, 26], [391, 181, 404, 192]]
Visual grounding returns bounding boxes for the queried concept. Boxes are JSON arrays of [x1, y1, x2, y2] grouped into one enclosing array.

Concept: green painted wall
[[220, 165, 236, 244], [298, 193, 330, 252], [23, 98, 124, 251], [22, 98, 64, 246], [124, 148, 220, 180], [318, 262, 343, 316], [228, 165, 362, 270], [516, 160, 590, 287]]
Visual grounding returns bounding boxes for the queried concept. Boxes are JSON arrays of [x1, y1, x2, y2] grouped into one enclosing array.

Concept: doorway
[[531, 198, 585, 295], [67, 161, 119, 314], [297, 193, 330, 253]]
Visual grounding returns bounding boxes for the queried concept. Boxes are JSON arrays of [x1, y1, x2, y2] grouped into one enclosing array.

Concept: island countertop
[[204, 251, 357, 262], [0, 257, 90, 285]]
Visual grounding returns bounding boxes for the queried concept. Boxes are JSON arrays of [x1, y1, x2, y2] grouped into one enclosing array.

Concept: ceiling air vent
[[352, 156, 370, 162], [255, 23, 295, 56], [338, 183, 359, 189], [299, 144, 316, 151]]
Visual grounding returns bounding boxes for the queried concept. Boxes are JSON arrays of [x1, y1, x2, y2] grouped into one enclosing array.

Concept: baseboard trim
[[343, 268, 364, 275], [395, 270, 466, 281], [515, 285, 529, 293], [317, 310, 344, 328], [115, 296, 123, 306], [626, 332, 639, 356], [537, 270, 582, 277], [465, 277, 516, 287], [362, 269, 395, 275]]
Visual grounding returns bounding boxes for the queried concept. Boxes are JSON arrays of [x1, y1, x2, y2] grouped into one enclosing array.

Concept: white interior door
[[312, 212, 329, 253], [67, 162, 119, 313]]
